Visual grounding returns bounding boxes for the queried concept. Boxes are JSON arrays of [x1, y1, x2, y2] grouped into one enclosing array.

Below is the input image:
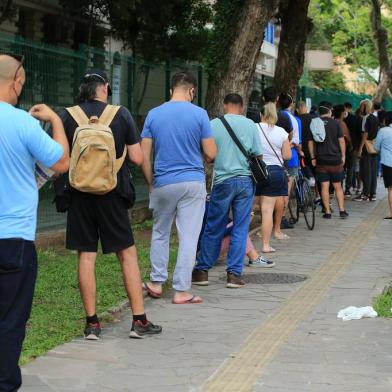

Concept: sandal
[[262, 246, 276, 253], [274, 233, 290, 240], [172, 295, 203, 305], [142, 282, 162, 299]]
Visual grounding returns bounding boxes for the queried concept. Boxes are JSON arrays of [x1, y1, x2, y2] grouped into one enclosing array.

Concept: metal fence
[[0, 32, 206, 232]]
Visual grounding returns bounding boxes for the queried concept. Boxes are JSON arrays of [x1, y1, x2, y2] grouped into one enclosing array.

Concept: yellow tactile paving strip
[[203, 201, 387, 392]]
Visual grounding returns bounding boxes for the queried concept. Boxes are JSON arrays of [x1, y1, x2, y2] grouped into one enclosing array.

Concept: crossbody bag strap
[[219, 116, 249, 159], [257, 123, 284, 166]]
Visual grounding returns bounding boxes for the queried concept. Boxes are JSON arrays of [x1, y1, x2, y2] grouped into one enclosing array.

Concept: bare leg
[[247, 248, 259, 261], [78, 252, 98, 317], [333, 182, 345, 212], [274, 196, 286, 238], [261, 196, 277, 252], [117, 246, 145, 315], [321, 182, 331, 213]]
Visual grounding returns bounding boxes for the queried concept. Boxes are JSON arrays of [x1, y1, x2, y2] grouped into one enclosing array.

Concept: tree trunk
[[273, 0, 311, 98], [371, 0, 392, 103], [205, 0, 279, 118]]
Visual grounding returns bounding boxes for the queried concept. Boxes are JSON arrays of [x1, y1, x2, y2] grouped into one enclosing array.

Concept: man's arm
[[339, 137, 346, 165], [308, 140, 316, 166], [127, 143, 143, 166], [141, 138, 153, 192], [358, 132, 368, 158], [29, 104, 69, 173], [201, 138, 217, 163]]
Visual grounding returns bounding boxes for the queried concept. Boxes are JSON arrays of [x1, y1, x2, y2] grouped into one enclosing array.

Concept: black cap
[[83, 68, 112, 96]]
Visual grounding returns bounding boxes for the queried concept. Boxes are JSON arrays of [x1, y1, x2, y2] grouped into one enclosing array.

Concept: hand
[[311, 158, 317, 167], [342, 157, 346, 166], [29, 104, 58, 123], [148, 184, 154, 193]]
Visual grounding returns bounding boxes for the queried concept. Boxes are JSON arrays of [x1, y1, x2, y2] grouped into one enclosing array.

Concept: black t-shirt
[[344, 112, 362, 149], [311, 117, 344, 165], [299, 113, 316, 158], [277, 111, 293, 134], [364, 113, 379, 140], [61, 100, 140, 158]]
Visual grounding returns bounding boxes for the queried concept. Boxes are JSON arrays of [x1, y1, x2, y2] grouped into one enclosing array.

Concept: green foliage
[[308, 0, 392, 78], [374, 286, 392, 318], [309, 70, 347, 91]]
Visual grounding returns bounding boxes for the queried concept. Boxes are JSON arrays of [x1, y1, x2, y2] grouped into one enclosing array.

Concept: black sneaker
[[227, 272, 245, 288], [280, 218, 294, 229], [354, 194, 369, 202], [323, 213, 332, 219], [369, 195, 377, 201], [340, 210, 349, 219], [84, 323, 101, 340], [192, 269, 209, 286], [248, 256, 275, 268], [129, 320, 162, 339]]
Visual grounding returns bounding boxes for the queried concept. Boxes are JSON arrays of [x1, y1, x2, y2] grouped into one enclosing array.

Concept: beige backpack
[[66, 105, 127, 195]]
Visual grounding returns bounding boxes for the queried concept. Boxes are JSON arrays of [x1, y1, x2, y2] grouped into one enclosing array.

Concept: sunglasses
[[1, 53, 25, 80]]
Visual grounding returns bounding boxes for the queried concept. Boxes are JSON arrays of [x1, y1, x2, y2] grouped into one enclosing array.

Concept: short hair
[[385, 111, 392, 126], [359, 99, 372, 115], [311, 105, 318, 112], [278, 92, 293, 109], [171, 71, 197, 90], [332, 104, 345, 119], [373, 101, 382, 111], [344, 102, 352, 109], [77, 81, 103, 102], [261, 102, 278, 126], [223, 93, 243, 106], [319, 101, 332, 115], [263, 86, 278, 103]]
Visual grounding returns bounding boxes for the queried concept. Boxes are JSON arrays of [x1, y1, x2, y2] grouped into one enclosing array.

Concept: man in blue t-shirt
[[0, 54, 69, 391], [141, 71, 216, 304]]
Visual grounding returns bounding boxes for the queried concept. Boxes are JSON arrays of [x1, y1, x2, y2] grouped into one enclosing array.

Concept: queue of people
[[0, 53, 390, 392]]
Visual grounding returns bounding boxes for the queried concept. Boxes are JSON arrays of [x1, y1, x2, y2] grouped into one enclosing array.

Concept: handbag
[[219, 116, 270, 185], [364, 139, 378, 155], [257, 123, 290, 178]]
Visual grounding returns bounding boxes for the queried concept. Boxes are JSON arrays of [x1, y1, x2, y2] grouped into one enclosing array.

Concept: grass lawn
[[21, 220, 177, 365], [373, 286, 392, 318]]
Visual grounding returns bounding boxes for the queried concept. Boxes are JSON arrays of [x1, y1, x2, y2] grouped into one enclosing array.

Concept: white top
[[284, 110, 300, 145], [257, 122, 288, 167]]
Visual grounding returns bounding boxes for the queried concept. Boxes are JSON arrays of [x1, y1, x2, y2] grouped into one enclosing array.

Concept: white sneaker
[[248, 256, 275, 268]]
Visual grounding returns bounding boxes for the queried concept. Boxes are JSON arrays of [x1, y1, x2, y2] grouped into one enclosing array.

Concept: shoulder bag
[[219, 116, 269, 185]]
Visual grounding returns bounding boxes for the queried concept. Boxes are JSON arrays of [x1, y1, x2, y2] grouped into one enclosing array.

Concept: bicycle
[[288, 166, 316, 230]]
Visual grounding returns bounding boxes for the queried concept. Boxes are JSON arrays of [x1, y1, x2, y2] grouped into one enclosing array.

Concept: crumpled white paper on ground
[[337, 306, 378, 321]]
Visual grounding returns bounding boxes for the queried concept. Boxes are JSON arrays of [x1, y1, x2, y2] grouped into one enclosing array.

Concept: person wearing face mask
[[0, 53, 69, 391], [141, 71, 216, 304]]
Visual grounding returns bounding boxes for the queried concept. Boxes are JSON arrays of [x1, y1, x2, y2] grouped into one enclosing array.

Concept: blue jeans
[[195, 176, 254, 276]]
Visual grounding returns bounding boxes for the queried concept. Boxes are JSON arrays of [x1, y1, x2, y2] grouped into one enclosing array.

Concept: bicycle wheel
[[288, 180, 299, 223], [301, 179, 315, 230]]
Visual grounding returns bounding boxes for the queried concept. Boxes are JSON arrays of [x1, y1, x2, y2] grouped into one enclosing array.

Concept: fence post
[[198, 65, 203, 107]]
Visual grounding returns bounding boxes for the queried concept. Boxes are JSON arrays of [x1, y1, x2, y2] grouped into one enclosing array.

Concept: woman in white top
[[256, 103, 291, 253]]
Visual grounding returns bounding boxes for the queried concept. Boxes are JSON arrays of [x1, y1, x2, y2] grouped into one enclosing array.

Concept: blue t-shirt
[[287, 114, 302, 169], [0, 102, 63, 240], [141, 101, 212, 187]]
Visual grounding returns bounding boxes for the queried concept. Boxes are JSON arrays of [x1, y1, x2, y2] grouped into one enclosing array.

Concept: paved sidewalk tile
[[21, 185, 392, 392]]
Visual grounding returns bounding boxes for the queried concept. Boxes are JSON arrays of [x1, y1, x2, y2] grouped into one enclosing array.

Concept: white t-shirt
[[284, 110, 300, 145], [257, 122, 288, 166]]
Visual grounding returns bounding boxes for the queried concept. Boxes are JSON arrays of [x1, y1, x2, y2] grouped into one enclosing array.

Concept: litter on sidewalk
[[337, 306, 378, 321]]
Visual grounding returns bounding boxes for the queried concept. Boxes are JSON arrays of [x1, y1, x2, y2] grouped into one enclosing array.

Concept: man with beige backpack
[[61, 69, 162, 340]]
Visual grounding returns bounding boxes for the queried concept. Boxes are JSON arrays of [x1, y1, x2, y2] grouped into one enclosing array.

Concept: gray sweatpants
[[149, 181, 206, 292]]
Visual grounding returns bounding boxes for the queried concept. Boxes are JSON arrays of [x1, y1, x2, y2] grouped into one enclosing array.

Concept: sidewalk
[[21, 185, 392, 392]]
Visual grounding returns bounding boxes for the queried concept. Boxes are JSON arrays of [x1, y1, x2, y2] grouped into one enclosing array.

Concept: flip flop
[[262, 247, 276, 254], [172, 295, 203, 305], [275, 233, 290, 240], [142, 282, 162, 299]]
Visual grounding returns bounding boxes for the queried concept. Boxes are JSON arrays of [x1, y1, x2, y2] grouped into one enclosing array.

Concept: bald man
[[0, 54, 69, 392]]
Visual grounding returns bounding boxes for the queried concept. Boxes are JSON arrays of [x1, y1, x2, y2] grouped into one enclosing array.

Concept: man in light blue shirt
[[374, 112, 392, 219], [0, 54, 69, 392], [193, 93, 263, 288], [141, 71, 216, 304]]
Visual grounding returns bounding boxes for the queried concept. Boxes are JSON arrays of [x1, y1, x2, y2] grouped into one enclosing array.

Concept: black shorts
[[382, 164, 392, 188], [66, 191, 134, 254]]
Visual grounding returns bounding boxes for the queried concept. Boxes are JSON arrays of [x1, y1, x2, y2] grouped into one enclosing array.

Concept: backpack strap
[[99, 104, 121, 126], [114, 148, 127, 174], [65, 106, 90, 126]]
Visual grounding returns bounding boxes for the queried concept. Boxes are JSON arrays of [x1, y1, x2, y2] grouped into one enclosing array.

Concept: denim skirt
[[255, 165, 288, 197]]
